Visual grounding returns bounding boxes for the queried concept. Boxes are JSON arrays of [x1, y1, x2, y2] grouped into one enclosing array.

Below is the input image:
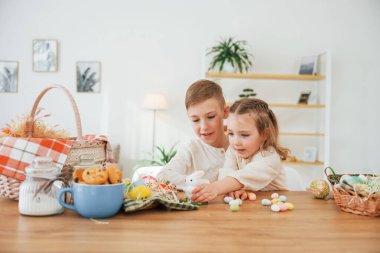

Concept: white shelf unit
[[204, 51, 331, 168]]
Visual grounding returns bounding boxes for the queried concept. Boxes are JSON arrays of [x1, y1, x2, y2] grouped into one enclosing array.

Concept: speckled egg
[[284, 202, 294, 210], [248, 192, 257, 201], [128, 185, 152, 200], [230, 205, 240, 211], [229, 199, 241, 206], [279, 195, 287, 202], [271, 198, 280, 204], [279, 205, 288, 212], [271, 204, 280, 212], [271, 193, 279, 199], [224, 196, 234, 204], [261, 199, 271, 206]]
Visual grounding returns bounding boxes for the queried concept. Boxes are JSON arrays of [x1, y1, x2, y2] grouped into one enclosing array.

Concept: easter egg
[[141, 175, 159, 190], [284, 202, 294, 210], [280, 206, 288, 212], [248, 192, 257, 201], [271, 193, 279, 199], [229, 200, 241, 206], [224, 196, 233, 204], [133, 180, 146, 187], [236, 198, 243, 205], [128, 185, 152, 200], [279, 195, 287, 202], [307, 179, 330, 199], [271, 204, 280, 212], [230, 205, 240, 211], [271, 198, 280, 204], [261, 199, 271, 206]]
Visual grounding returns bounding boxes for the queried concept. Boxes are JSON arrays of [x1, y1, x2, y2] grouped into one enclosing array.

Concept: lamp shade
[[143, 93, 168, 110]]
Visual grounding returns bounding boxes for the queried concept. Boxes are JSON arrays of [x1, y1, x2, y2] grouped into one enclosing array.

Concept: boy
[[157, 79, 229, 188]]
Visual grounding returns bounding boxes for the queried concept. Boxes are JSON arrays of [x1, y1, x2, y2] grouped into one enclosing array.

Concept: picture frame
[[299, 55, 318, 75], [298, 91, 311, 104], [0, 61, 18, 93], [33, 39, 58, 72], [76, 61, 101, 93], [303, 147, 318, 162]]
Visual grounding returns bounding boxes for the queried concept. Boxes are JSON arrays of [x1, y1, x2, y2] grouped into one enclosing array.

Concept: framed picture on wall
[[303, 146, 318, 162], [76, 61, 101, 93], [0, 61, 18, 93], [299, 55, 318, 75], [298, 91, 311, 104], [33, 39, 58, 72]]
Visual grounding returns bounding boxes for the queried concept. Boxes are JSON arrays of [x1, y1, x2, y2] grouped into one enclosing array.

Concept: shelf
[[206, 72, 325, 81], [280, 132, 325, 137], [269, 104, 325, 108], [283, 161, 324, 166]]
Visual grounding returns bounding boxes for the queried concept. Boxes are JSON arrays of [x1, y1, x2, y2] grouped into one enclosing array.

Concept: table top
[[1, 191, 379, 253]]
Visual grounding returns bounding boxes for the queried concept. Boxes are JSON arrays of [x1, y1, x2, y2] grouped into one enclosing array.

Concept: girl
[[157, 80, 229, 188], [191, 98, 289, 202]]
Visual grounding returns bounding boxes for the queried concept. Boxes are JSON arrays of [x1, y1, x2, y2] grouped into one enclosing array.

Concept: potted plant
[[133, 144, 177, 171], [239, 88, 257, 98], [207, 37, 253, 73]]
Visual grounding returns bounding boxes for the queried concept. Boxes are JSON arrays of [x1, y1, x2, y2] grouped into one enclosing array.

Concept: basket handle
[[26, 85, 83, 140]]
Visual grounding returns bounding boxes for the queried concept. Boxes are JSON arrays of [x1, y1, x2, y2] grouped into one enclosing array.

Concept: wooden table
[[1, 191, 379, 253]]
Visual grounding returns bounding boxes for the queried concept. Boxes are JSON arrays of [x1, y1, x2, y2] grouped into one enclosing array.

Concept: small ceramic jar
[[18, 157, 64, 216]]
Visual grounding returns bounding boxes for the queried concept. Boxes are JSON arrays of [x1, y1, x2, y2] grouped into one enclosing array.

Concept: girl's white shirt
[[219, 146, 288, 191], [157, 138, 225, 189]]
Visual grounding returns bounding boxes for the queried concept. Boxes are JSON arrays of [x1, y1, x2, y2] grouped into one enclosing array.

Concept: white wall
[[1, 0, 379, 179]]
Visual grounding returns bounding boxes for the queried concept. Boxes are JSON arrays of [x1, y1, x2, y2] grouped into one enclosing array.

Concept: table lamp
[[143, 93, 168, 156]]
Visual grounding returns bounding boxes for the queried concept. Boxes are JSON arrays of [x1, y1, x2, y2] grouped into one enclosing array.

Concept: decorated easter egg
[[279, 195, 287, 202], [271, 204, 280, 212], [248, 192, 257, 201], [271, 193, 279, 199], [128, 185, 152, 200], [141, 175, 159, 190], [279, 205, 288, 212], [261, 199, 271, 206], [307, 179, 330, 199], [271, 198, 280, 204], [230, 205, 240, 211], [224, 196, 233, 204]]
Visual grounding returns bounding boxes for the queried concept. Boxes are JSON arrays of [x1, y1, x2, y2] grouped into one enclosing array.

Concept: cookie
[[82, 166, 108, 185], [73, 168, 85, 183], [107, 165, 123, 184]]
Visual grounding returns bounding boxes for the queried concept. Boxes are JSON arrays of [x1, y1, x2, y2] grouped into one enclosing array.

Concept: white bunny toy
[[183, 170, 210, 198]]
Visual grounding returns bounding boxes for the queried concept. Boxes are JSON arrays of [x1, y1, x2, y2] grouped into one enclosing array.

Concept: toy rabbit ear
[[192, 170, 205, 178]]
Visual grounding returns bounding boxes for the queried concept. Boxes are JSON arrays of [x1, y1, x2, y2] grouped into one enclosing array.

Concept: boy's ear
[[223, 105, 229, 119]]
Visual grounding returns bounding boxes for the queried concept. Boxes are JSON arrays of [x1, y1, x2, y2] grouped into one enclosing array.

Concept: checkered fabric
[[124, 196, 199, 213], [0, 137, 74, 181]]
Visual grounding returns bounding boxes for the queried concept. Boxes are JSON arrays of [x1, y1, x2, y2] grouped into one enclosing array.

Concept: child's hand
[[226, 190, 248, 200], [191, 183, 218, 203]]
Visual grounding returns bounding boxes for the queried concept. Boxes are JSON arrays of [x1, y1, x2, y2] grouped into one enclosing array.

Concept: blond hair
[[229, 98, 289, 160], [185, 79, 225, 110]]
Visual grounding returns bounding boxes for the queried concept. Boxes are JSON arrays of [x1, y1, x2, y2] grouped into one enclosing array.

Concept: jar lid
[[25, 157, 59, 178]]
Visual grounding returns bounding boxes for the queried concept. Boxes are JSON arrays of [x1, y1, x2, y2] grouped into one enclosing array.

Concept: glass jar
[[18, 157, 64, 216]]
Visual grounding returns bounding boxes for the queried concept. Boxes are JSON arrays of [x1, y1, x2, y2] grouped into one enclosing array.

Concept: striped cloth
[[124, 196, 199, 213], [0, 137, 74, 181]]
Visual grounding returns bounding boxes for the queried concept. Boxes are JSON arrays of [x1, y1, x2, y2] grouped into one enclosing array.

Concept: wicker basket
[[324, 167, 380, 217], [0, 85, 112, 200]]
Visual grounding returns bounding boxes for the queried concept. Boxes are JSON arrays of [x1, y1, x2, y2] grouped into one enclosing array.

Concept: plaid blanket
[[0, 135, 110, 181], [124, 196, 199, 213], [0, 137, 73, 181]]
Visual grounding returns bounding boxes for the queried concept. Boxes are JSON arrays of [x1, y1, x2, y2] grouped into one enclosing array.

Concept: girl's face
[[227, 113, 267, 159], [187, 98, 228, 148]]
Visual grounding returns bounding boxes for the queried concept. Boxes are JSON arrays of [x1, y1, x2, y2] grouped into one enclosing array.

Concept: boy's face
[[187, 98, 228, 148], [227, 113, 267, 159]]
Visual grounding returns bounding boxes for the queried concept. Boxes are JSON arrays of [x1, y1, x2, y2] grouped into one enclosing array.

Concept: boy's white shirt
[[157, 138, 226, 189], [219, 146, 288, 191]]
